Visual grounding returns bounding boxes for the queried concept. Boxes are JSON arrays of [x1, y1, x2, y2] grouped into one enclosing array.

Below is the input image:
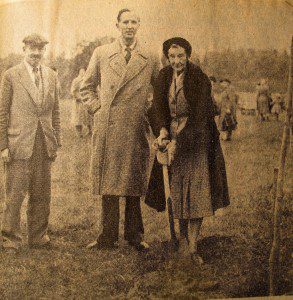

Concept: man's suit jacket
[[0, 62, 61, 160]]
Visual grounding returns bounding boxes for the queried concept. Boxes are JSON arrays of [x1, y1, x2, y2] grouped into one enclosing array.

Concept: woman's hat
[[163, 37, 192, 58]]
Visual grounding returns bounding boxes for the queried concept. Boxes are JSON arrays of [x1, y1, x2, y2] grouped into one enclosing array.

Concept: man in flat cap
[[80, 9, 160, 252], [0, 34, 61, 252]]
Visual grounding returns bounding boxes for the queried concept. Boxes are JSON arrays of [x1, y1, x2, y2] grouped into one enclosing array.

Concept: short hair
[[117, 8, 140, 22], [117, 8, 130, 22]]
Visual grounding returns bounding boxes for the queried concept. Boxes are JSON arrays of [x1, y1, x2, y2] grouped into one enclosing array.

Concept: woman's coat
[[146, 62, 230, 212]]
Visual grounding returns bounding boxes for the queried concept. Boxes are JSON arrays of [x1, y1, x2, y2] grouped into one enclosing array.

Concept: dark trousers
[[179, 219, 189, 239], [1, 124, 52, 248], [97, 195, 144, 245]]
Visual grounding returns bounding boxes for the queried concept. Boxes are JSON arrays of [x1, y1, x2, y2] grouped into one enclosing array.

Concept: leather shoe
[[129, 240, 150, 252], [86, 240, 118, 250]]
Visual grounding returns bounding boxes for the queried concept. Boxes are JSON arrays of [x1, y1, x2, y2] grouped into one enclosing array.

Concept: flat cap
[[23, 34, 49, 46], [163, 37, 192, 58]]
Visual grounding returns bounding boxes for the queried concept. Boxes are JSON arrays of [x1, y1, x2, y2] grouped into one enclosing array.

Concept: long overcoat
[[80, 40, 160, 196], [146, 62, 230, 212]]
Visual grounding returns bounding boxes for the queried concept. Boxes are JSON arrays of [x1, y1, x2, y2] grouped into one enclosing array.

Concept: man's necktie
[[125, 47, 131, 64], [33, 66, 40, 88]]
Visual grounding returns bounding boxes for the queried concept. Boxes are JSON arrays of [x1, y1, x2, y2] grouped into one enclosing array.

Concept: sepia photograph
[[0, 0, 292, 298]]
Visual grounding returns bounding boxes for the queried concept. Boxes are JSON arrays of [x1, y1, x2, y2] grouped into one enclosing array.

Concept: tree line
[[0, 37, 289, 98]]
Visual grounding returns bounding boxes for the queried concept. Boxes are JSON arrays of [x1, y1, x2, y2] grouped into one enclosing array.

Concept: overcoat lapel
[[18, 62, 39, 108], [119, 49, 148, 89], [107, 40, 149, 97], [109, 53, 127, 77], [108, 41, 126, 77]]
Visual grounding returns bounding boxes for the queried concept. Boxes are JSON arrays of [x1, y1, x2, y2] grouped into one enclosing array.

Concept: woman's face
[[168, 45, 188, 73]]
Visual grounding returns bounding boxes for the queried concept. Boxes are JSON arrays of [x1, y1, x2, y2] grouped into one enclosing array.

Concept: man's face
[[117, 11, 140, 41], [23, 44, 45, 67], [168, 45, 188, 73]]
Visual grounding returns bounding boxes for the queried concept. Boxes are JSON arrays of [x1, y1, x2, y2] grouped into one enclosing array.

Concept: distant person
[[256, 78, 271, 121], [80, 9, 160, 252], [0, 34, 61, 252], [209, 76, 220, 116], [147, 37, 230, 262], [71, 68, 92, 137], [271, 93, 283, 121], [218, 79, 238, 141]]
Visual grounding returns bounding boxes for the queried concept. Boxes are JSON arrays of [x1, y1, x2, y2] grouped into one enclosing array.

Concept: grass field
[[0, 97, 292, 299]]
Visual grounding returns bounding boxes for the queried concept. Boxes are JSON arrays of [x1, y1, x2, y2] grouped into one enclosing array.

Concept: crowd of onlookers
[[206, 76, 286, 141], [255, 78, 285, 121]]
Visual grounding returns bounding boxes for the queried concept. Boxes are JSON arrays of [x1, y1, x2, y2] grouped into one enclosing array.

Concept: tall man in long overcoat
[[80, 9, 160, 251], [0, 34, 61, 252]]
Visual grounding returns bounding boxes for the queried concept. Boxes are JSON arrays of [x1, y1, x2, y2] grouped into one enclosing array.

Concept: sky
[[0, 0, 292, 58]]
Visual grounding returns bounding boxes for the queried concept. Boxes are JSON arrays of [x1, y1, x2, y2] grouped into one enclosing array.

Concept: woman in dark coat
[[147, 37, 230, 262]]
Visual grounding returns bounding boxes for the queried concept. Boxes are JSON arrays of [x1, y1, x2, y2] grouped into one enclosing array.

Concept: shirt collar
[[173, 69, 185, 81], [119, 37, 137, 51], [24, 59, 41, 73]]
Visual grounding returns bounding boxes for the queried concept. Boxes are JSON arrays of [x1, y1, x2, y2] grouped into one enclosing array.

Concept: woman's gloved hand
[[152, 127, 169, 150]]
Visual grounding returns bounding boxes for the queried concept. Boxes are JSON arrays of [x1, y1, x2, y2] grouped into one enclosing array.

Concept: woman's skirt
[[170, 129, 215, 219]]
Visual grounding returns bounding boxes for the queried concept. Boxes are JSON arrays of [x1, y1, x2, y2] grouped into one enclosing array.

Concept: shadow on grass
[[198, 235, 270, 297]]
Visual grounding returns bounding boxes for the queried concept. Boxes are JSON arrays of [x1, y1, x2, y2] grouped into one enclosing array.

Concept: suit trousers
[[97, 195, 144, 245], [1, 124, 52, 249]]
